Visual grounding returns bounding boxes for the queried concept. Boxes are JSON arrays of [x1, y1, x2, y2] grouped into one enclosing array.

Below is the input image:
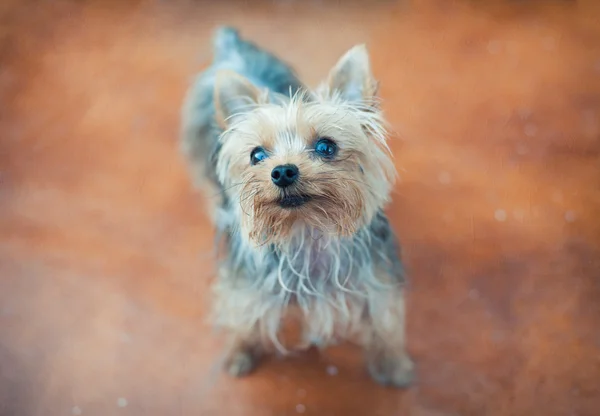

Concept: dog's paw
[[224, 349, 259, 377], [367, 354, 415, 388]]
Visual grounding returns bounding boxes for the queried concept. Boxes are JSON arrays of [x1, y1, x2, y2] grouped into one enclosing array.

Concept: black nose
[[271, 164, 299, 188]]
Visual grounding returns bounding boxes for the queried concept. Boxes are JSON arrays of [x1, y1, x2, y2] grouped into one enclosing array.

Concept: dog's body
[[181, 27, 413, 387]]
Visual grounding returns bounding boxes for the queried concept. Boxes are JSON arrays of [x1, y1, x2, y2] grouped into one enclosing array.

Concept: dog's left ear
[[214, 70, 264, 129], [327, 44, 378, 103]]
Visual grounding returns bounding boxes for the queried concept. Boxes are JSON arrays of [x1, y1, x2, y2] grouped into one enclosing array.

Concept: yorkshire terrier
[[180, 27, 413, 388]]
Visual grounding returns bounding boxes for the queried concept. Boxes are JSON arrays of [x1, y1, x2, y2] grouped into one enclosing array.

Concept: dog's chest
[[273, 239, 365, 293]]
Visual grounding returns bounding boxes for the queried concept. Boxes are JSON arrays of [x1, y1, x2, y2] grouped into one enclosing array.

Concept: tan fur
[[182, 37, 413, 388], [217, 90, 395, 249]]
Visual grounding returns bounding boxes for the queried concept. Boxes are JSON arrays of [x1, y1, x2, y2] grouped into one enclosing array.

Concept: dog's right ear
[[326, 45, 378, 104], [214, 70, 262, 129]]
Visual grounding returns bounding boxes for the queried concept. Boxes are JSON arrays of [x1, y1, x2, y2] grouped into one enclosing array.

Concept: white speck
[[442, 211, 455, 222], [491, 330, 505, 343], [438, 171, 451, 184], [132, 116, 147, 133], [326, 365, 338, 376], [506, 41, 519, 54], [524, 122, 538, 137], [72, 406, 82, 415], [581, 110, 598, 139], [117, 398, 128, 408], [552, 191, 563, 203], [542, 36, 555, 50], [486, 190, 499, 203], [507, 156, 519, 168], [513, 209, 525, 222], [0, 68, 15, 87], [468, 289, 479, 299], [275, 0, 294, 7], [517, 108, 532, 120], [487, 40, 502, 54], [296, 404, 306, 414], [296, 389, 306, 398], [582, 109, 596, 119], [494, 209, 507, 222], [516, 143, 528, 155], [565, 211, 576, 223]]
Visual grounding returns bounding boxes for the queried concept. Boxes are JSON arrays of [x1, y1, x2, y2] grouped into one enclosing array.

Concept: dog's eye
[[314, 138, 337, 159], [250, 147, 268, 165]]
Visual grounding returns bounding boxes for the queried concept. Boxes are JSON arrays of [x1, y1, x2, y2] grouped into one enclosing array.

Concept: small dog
[[181, 27, 413, 388]]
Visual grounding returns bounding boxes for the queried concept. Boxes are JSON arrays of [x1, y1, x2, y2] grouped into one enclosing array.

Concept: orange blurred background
[[1, 0, 599, 415]]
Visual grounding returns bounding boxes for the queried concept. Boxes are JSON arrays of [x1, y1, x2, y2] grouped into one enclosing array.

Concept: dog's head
[[215, 45, 395, 247]]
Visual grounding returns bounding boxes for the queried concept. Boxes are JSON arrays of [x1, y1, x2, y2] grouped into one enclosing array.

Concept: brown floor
[[1, 0, 599, 415]]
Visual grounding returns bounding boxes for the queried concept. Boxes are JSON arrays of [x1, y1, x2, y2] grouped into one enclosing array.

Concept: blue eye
[[250, 147, 268, 165], [314, 138, 337, 159]]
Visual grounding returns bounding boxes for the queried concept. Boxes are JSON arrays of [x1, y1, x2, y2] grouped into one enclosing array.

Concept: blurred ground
[[1, 0, 599, 415]]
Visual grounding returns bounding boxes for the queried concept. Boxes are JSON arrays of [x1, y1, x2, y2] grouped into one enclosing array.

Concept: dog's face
[[215, 46, 395, 247]]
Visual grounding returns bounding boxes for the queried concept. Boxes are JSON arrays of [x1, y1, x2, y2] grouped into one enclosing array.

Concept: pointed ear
[[214, 70, 262, 129], [327, 44, 378, 103]]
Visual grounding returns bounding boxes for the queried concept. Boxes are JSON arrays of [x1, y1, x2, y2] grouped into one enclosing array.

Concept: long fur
[[181, 27, 412, 386], [213, 211, 404, 351]]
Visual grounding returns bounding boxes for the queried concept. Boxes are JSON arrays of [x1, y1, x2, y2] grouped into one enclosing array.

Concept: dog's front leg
[[223, 324, 265, 377], [362, 286, 414, 388], [213, 274, 267, 377]]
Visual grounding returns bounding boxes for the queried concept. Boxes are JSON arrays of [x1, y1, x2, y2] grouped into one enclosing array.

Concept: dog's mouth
[[278, 194, 311, 209]]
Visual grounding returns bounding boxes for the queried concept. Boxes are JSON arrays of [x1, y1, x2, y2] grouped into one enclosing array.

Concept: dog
[[180, 26, 413, 388]]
